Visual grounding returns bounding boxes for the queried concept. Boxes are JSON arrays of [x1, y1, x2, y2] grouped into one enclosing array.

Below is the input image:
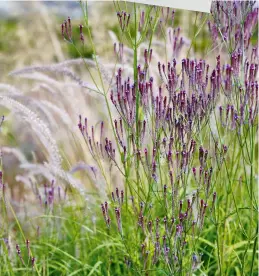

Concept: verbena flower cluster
[[71, 1, 259, 274]]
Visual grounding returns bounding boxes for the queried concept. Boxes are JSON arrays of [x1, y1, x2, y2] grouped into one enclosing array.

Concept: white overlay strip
[[2, 0, 212, 13], [125, 0, 211, 13]]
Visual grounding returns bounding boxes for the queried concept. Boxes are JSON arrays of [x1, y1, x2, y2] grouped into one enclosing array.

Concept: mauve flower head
[[209, 1, 258, 51]]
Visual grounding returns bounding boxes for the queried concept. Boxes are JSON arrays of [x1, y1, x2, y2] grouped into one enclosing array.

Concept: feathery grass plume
[[31, 83, 59, 95], [15, 175, 36, 191], [18, 72, 98, 101], [14, 72, 70, 89], [0, 84, 23, 95], [10, 57, 119, 92], [9, 65, 97, 91], [19, 163, 55, 182], [40, 100, 76, 129], [10, 95, 56, 127], [0, 96, 62, 170], [1, 147, 28, 164], [43, 162, 88, 197], [69, 161, 97, 178]]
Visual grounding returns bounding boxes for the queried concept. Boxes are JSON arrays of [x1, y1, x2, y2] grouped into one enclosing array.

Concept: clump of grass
[[0, 1, 258, 275]]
